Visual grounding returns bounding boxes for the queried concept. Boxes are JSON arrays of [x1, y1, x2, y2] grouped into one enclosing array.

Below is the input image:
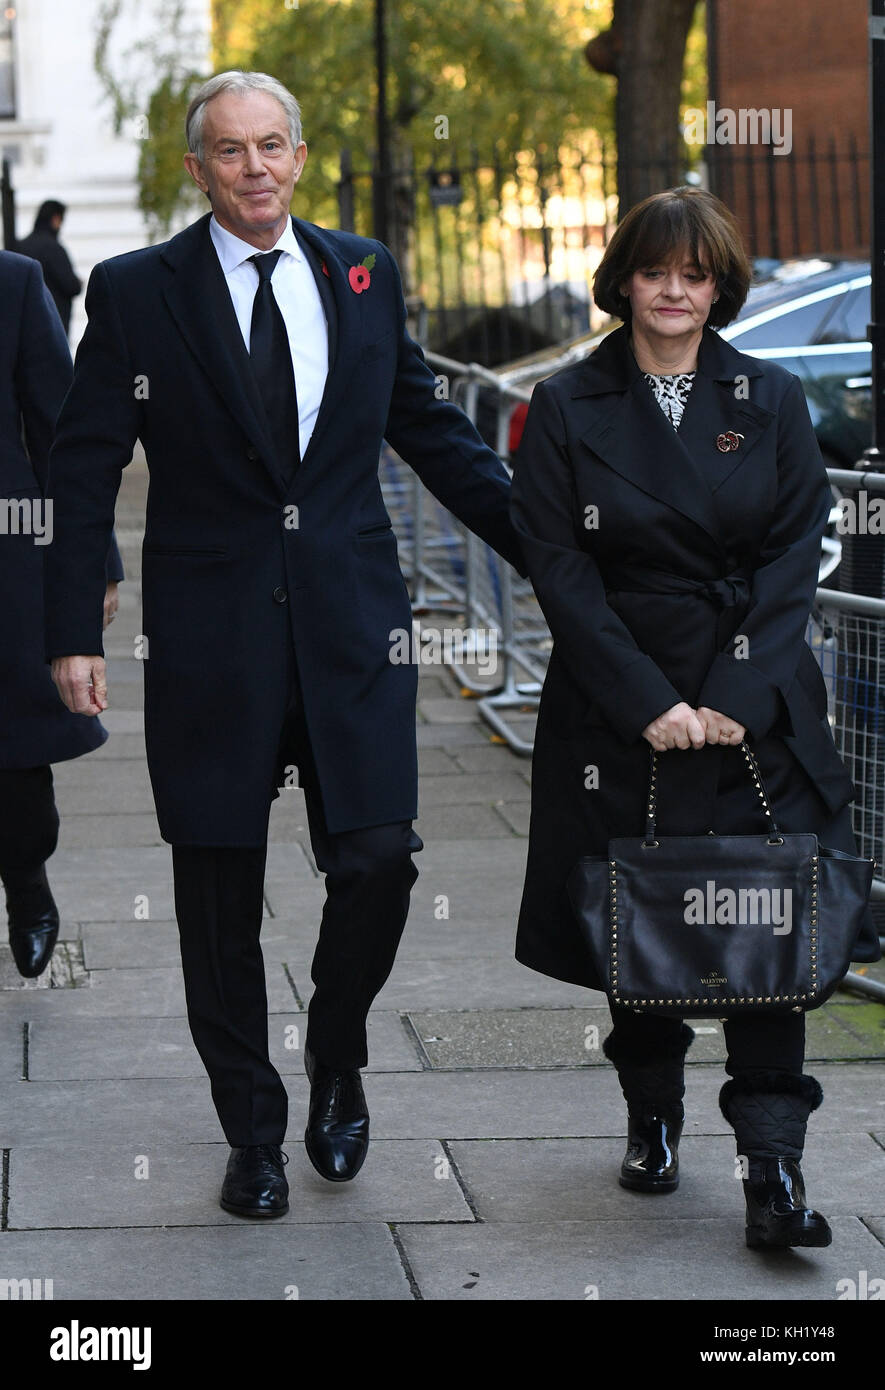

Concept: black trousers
[[171, 645, 423, 1147], [608, 1003, 806, 1076], [0, 765, 59, 884]]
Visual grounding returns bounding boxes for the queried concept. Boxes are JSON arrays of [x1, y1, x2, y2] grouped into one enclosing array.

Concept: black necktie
[[248, 250, 300, 479]]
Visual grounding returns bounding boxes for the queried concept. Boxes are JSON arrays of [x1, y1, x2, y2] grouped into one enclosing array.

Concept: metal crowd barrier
[[384, 351, 546, 733], [383, 355, 885, 986]]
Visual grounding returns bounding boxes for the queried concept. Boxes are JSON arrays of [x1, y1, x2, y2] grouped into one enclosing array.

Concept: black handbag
[[566, 741, 874, 1016]]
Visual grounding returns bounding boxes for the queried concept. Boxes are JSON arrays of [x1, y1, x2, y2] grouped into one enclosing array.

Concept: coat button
[[246, 445, 259, 460], [273, 586, 288, 603]]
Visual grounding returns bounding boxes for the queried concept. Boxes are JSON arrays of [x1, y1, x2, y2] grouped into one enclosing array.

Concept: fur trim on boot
[[720, 1071, 823, 1164], [603, 1021, 695, 1121], [602, 1021, 695, 1067], [719, 1071, 823, 1123]]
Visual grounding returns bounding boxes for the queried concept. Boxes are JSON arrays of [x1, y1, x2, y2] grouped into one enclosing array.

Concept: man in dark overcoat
[[45, 71, 524, 1217], [0, 249, 122, 978]]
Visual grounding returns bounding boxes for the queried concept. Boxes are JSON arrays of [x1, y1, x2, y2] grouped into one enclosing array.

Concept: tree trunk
[[390, 126, 416, 297], [587, 0, 698, 217]]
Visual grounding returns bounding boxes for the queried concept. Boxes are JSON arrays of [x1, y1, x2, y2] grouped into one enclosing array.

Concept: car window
[[729, 300, 833, 348], [815, 287, 870, 345]]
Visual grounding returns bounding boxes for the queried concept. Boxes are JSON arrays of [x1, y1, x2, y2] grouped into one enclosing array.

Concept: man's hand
[[103, 581, 119, 629], [696, 707, 746, 746], [642, 702, 707, 751], [51, 656, 108, 716]]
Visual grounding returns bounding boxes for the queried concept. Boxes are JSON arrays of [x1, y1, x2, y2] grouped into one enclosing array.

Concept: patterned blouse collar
[[643, 370, 696, 431]]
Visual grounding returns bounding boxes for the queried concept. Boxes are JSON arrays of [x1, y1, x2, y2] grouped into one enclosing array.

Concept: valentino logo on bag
[[700, 970, 728, 986], [684, 881, 793, 935], [716, 430, 745, 453]]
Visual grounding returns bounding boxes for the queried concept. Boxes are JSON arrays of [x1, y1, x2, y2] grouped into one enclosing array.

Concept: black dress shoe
[[743, 1157, 832, 1249], [619, 1114, 682, 1193], [5, 865, 59, 979], [220, 1144, 289, 1218], [304, 1046, 369, 1183]]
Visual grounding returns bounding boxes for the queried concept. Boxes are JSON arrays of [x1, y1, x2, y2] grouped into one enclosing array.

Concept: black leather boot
[[4, 864, 59, 979], [743, 1157, 832, 1248], [720, 1071, 831, 1249], [604, 1021, 694, 1194], [620, 1113, 683, 1193], [304, 1046, 370, 1182]]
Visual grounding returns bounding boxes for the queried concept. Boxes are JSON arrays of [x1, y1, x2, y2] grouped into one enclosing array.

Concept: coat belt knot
[[603, 564, 752, 612], [697, 571, 752, 611]]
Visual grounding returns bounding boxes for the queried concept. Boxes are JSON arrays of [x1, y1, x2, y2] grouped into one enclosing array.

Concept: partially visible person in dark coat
[[0, 250, 122, 977], [16, 201, 83, 336], [510, 187, 879, 1251]]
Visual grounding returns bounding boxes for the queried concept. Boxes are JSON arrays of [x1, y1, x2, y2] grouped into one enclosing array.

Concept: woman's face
[[620, 251, 717, 344]]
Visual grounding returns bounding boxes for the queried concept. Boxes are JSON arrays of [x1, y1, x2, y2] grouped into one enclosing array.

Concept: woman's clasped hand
[[641, 702, 746, 751]]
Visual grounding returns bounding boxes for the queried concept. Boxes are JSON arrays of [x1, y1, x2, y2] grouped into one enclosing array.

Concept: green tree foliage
[[96, 0, 618, 236], [682, 1, 708, 118], [94, 0, 211, 236], [217, 0, 609, 156], [138, 74, 208, 231]]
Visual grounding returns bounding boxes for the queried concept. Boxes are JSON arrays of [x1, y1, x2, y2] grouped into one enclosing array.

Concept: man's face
[[183, 89, 307, 249]]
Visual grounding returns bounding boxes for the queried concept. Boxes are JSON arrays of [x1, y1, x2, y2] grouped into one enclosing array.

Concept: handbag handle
[[643, 739, 783, 848]]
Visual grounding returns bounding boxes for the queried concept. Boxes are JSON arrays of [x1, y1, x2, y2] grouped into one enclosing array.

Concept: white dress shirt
[[209, 214, 329, 460]]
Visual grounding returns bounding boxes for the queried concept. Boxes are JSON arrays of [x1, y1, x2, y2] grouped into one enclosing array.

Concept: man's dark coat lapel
[[290, 215, 365, 478], [292, 216, 338, 374], [159, 211, 364, 493], [160, 213, 288, 491]]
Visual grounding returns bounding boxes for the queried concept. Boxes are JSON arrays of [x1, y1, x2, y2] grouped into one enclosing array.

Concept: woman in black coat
[[0, 250, 122, 977], [510, 187, 880, 1250]]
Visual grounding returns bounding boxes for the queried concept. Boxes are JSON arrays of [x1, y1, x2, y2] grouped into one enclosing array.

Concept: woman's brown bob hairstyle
[[593, 186, 752, 330]]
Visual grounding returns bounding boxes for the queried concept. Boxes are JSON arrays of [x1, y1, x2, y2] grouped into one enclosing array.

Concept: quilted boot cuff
[[719, 1071, 823, 1163], [603, 1023, 695, 1121]]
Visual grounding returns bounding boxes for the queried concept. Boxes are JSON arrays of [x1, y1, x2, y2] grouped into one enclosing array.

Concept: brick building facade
[[705, 0, 869, 258]]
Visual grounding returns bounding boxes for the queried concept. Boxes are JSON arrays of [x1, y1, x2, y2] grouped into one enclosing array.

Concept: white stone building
[[0, 0, 211, 342]]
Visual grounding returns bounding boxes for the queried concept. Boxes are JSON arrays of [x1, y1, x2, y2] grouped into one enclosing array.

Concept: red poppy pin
[[716, 430, 745, 453], [348, 254, 376, 294]]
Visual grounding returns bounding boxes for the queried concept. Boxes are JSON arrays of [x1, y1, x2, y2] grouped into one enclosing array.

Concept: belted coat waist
[[507, 324, 875, 990]]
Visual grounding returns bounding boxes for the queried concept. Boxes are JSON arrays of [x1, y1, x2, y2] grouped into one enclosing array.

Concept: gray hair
[[186, 71, 302, 162]]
